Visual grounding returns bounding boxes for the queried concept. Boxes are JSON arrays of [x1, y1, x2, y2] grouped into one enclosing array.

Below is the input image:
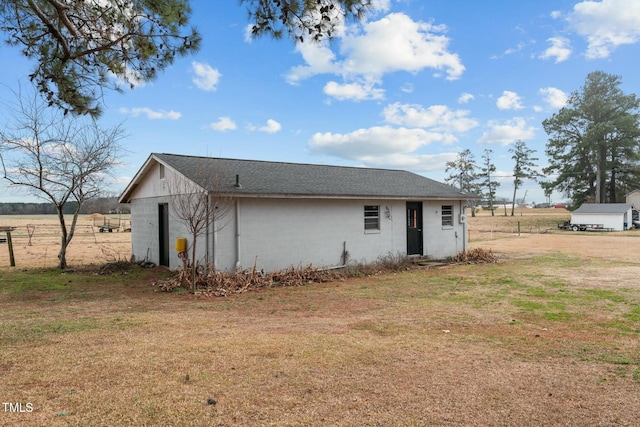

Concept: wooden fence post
[[7, 231, 15, 267]]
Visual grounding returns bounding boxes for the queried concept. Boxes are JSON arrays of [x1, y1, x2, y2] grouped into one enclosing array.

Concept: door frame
[[158, 203, 170, 267], [406, 201, 423, 255]]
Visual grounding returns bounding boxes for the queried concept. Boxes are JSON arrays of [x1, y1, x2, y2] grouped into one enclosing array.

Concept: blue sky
[[1, 0, 640, 205]]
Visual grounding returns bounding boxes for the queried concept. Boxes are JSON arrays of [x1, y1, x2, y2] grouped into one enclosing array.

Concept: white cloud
[[243, 24, 255, 43], [341, 13, 464, 79], [504, 42, 525, 55], [323, 81, 385, 101], [496, 90, 524, 110], [358, 152, 459, 172], [120, 107, 181, 120], [208, 116, 237, 132], [458, 92, 475, 104], [111, 66, 146, 89], [477, 117, 536, 146], [309, 126, 444, 160], [248, 119, 282, 134], [382, 103, 479, 134], [192, 61, 222, 91], [550, 10, 562, 19], [286, 41, 340, 84], [568, 0, 640, 59], [539, 37, 572, 62], [261, 119, 282, 133], [401, 83, 414, 93], [286, 13, 464, 88], [370, 0, 392, 12], [539, 87, 568, 109]]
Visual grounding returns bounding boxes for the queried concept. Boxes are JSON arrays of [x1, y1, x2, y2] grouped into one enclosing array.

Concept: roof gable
[[120, 153, 478, 202]]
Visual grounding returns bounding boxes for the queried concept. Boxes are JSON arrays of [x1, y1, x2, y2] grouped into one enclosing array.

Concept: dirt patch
[[471, 231, 640, 262]]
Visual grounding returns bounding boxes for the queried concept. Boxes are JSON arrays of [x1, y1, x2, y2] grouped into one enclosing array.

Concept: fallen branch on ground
[[452, 248, 498, 264]]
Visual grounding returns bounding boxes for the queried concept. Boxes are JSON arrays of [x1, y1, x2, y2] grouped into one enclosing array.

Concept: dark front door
[[158, 203, 170, 267], [406, 202, 423, 255]]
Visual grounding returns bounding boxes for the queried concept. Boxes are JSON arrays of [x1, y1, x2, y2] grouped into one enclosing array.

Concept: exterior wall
[[130, 197, 158, 264], [130, 195, 211, 270], [224, 198, 407, 272], [627, 191, 640, 210], [128, 181, 469, 271], [422, 200, 467, 259], [129, 163, 215, 269], [211, 198, 467, 272], [571, 211, 631, 231]]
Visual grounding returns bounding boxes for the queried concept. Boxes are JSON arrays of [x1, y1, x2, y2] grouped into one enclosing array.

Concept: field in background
[[0, 214, 131, 268], [468, 207, 571, 242]]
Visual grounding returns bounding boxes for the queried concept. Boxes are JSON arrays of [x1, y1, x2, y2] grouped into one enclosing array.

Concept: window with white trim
[[441, 205, 453, 227], [159, 164, 165, 180], [364, 205, 380, 231]]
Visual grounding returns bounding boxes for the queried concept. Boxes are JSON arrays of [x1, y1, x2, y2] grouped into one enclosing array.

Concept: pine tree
[[509, 140, 539, 216], [479, 149, 500, 216], [542, 71, 640, 206]]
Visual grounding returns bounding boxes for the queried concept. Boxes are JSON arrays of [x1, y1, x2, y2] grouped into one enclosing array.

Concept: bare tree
[[0, 88, 125, 269], [168, 169, 233, 293]]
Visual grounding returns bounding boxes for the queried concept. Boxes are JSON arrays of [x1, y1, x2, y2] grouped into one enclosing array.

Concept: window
[[441, 205, 453, 227], [159, 164, 165, 180], [364, 205, 380, 231]]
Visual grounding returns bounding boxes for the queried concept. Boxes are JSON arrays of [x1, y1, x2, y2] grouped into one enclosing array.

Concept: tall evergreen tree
[[479, 149, 500, 216], [542, 71, 640, 206], [445, 149, 480, 216], [509, 140, 539, 216]]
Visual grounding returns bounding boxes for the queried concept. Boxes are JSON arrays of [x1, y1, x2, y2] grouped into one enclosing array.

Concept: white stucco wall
[[421, 201, 467, 259], [130, 196, 200, 269], [226, 198, 406, 272], [211, 198, 468, 271]]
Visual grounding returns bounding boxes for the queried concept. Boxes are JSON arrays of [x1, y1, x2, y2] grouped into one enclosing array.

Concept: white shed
[[571, 203, 633, 231]]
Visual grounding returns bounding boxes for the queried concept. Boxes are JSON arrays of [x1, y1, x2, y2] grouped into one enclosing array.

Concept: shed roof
[[120, 153, 478, 202], [572, 203, 633, 214]]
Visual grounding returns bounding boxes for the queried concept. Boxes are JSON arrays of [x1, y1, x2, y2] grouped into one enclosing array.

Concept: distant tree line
[[0, 197, 129, 216]]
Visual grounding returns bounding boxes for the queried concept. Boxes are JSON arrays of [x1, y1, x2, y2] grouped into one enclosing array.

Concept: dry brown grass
[[1, 211, 640, 426], [0, 214, 131, 268], [469, 207, 571, 242]]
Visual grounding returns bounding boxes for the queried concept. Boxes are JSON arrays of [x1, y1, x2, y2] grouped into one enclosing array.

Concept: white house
[[626, 189, 640, 210], [119, 153, 479, 271], [571, 203, 633, 231]]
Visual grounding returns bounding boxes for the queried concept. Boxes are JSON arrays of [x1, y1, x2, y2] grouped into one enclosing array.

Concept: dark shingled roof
[[151, 153, 476, 200]]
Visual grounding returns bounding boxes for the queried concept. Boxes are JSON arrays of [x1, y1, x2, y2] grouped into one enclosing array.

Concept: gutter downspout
[[461, 200, 467, 252], [205, 193, 210, 267], [235, 198, 241, 270], [212, 215, 218, 269]]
